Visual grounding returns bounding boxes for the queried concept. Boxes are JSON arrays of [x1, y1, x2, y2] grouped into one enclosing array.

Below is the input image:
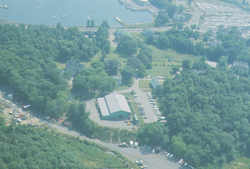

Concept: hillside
[[0, 116, 136, 169]]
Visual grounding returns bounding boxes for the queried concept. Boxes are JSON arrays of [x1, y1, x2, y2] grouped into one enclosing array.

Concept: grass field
[[139, 80, 151, 88], [132, 101, 144, 125], [222, 156, 250, 169], [143, 45, 198, 77], [55, 62, 66, 70]]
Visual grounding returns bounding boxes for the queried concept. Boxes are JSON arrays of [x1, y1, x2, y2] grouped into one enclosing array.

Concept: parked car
[[169, 154, 174, 158], [161, 151, 165, 155], [184, 162, 188, 166], [178, 159, 183, 164], [166, 153, 171, 157]]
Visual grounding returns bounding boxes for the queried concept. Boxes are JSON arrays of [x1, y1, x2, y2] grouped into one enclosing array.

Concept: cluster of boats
[[0, 5, 8, 9]]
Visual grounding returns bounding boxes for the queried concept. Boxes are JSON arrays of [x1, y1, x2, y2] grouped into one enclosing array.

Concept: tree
[[116, 35, 137, 55], [121, 66, 134, 85], [87, 20, 90, 27], [127, 57, 143, 69], [91, 20, 95, 27], [191, 24, 197, 29], [154, 12, 169, 27], [172, 65, 179, 73], [100, 20, 110, 29], [179, 4, 184, 13], [166, 4, 177, 18], [182, 59, 191, 70], [138, 65, 147, 78]]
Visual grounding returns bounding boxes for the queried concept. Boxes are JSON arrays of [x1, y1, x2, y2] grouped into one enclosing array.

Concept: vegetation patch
[[139, 80, 151, 88]]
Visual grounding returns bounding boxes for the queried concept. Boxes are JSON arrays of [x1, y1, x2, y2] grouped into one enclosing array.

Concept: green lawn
[[55, 62, 66, 70], [132, 101, 144, 125], [144, 45, 198, 77], [139, 80, 151, 88], [221, 156, 250, 169]]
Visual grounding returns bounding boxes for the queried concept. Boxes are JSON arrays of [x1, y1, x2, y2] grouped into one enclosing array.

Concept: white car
[[166, 153, 171, 157], [178, 159, 183, 164]]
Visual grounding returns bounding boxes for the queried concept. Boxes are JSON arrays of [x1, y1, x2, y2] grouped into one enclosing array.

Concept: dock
[[114, 17, 126, 27]]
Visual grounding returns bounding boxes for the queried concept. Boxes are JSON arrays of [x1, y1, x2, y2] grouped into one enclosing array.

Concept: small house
[[112, 75, 122, 86], [232, 61, 249, 71], [151, 77, 162, 89], [66, 60, 86, 75]]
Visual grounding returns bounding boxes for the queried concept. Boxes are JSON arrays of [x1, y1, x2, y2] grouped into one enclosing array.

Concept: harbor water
[[0, 0, 152, 27]]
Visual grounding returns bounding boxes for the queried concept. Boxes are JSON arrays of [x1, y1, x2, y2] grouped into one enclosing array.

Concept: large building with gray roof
[[97, 93, 131, 120]]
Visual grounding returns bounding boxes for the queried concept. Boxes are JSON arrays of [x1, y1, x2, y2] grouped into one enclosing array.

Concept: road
[[35, 119, 181, 169]]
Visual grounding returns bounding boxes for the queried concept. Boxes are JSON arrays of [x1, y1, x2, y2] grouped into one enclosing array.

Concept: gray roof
[[112, 75, 122, 80], [66, 60, 86, 70], [97, 97, 110, 116], [105, 93, 131, 114], [98, 93, 131, 117], [151, 77, 162, 89]]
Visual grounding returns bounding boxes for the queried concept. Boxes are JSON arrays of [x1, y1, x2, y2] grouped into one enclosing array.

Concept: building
[[65, 60, 86, 75], [205, 60, 217, 68], [232, 61, 249, 71], [114, 29, 132, 37], [112, 75, 122, 86], [97, 93, 131, 120], [142, 28, 153, 36], [151, 77, 162, 89]]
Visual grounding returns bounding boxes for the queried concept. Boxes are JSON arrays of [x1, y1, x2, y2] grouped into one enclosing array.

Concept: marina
[[0, 0, 153, 28]]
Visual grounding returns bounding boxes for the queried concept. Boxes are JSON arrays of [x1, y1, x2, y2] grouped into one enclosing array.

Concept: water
[[0, 0, 153, 27]]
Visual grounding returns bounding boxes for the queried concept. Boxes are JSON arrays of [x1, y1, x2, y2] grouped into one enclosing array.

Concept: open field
[[131, 101, 144, 125], [145, 45, 198, 77], [55, 62, 66, 70], [139, 80, 151, 88], [222, 156, 250, 169]]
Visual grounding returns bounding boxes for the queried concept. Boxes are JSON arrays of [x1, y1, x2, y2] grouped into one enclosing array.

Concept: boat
[[88, 8, 90, 10], [3, 5, 7, 9], [59, 7, 61, 10], [26, 12, 28, 14], [76, 18, 78, 21], [132, 17, 133, 19], [87, 17, 90, 19], [53, 8, 55, 10], [53, 16, 56, 19], [62, 15, 66, 18], [106, 14, 108, 16], [91, 15, 93, 17], [52, 11, 54, 13], [28, 17, 30, 18], [36, 7, 38, 9], [0, 5, 2, 8]]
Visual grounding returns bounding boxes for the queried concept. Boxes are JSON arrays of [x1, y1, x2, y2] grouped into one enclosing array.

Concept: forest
[[137, 62, 250, 168], [144, 26, 250, 66], [0, 116, 136, 169]]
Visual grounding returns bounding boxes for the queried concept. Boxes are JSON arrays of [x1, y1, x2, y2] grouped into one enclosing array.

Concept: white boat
[[91, 15, 93, 17], [87, 17, 90, 19], [26, 12, 28, 14], [62, 15, 66, 18], [36, 7, 38, 9], [76, 18, 78, 21], [52, 11, 54, 13], [53, 16, 56, 19], [28, 17, 30, 18], [0, 5, 2, 8], [88, 8, 90, 10], [59, 7, 61, 10], [53, 8, 55, 10], [106, 13, 108, 16], [3, 5, 7, 9]]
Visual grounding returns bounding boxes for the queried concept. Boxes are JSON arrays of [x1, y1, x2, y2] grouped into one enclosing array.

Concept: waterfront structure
[[97, 93, 131, 120], [133, 0, 149, 6]]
